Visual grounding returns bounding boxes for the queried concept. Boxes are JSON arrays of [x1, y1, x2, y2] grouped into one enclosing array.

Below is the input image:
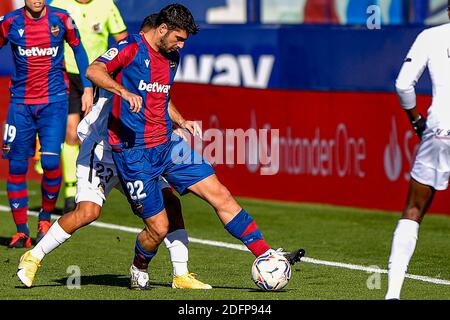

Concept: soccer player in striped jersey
[[0, 0, 93, 248], [86, 4, 305, 287], [16, 14, 211, 290]]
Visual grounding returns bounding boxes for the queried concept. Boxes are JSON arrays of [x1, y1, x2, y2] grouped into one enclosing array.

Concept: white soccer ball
[[251, 251, 291, 291]]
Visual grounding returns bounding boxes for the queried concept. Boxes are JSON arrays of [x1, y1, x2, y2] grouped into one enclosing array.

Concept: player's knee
[[9, 159, 28, 175], [76, 204, 101, 224], [41, 154, 61, 171]]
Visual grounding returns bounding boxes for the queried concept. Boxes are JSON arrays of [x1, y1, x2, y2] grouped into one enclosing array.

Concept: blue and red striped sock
[[7, 173, 29, 235], [41, 155, 62, 218], [133, 239, 157, 270], [225, 209, 271, 257], [7, 160, 29, 236]]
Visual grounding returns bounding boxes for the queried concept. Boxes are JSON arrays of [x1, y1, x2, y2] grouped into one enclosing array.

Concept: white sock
[[385, 219, 419, 300], [30, 220, 71, 260], [163, 229, 189, 277]]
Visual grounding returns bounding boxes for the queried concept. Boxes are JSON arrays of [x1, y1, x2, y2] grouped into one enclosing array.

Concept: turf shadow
[[54, 274, 130, 288], [0, 236, 12, 247]]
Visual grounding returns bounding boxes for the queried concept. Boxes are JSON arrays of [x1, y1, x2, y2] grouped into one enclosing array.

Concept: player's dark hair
[[140, 13, 158, 31], [155, 4, 199, 35]]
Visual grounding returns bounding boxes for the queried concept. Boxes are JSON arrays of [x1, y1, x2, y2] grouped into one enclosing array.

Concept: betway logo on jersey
[[18, 46, 59, 57], [138, 80, 171, 94]]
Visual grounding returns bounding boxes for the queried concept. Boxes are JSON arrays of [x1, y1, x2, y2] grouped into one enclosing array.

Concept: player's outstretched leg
[[188, 174, 305, 264], [17, 202, 102, 287], [385, 179, 434, 300], [162, 188, 211, 289], [37, 154, 63, 243], [7, 159, 31, 248]]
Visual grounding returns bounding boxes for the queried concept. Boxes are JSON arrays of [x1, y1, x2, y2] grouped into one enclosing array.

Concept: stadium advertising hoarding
[[170, 83, 450, 215]]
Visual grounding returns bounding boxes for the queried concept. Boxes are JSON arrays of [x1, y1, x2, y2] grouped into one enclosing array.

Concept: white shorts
[[76, 139, 170, 206], [411, 127, 450, 190]]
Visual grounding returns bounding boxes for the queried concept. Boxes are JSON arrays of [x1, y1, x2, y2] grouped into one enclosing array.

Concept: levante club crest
[[51, 25, 60, 37]]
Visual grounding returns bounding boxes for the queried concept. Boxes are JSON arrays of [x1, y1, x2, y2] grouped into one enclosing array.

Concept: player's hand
[[180, 120, 203, 140], [81, 87, 94, 116], [121, 90, 143, 113], [411, 113, 427, 140]]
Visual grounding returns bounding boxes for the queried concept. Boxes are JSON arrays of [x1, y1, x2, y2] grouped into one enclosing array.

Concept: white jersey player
[[385, 5, 450, 300], [16, 89, 212, 290]]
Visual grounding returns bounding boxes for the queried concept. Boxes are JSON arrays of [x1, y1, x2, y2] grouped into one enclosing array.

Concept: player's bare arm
[[87, 61, 142, 113]]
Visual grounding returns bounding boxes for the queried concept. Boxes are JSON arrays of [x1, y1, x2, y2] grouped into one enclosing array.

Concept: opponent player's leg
[[17, 142, 116, 287], [385, 130, 448, 300], [3, 102, 36, 248], [385, 179, 435, 300], [160, 180, 211, 289], [62, 74, 84, 214]]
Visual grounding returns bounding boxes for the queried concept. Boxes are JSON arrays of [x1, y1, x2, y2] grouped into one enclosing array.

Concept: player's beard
[[158, 33, 178, 54]]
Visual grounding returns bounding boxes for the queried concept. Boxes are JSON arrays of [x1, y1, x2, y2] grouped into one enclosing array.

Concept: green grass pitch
[[0, 181, 449, 300]]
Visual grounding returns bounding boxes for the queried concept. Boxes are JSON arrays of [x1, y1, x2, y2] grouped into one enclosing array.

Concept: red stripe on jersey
[[108, 73, 123, 147], [53, 12, 79, 47], [24, 9, 50, 105], [144, 42, 170, 148]]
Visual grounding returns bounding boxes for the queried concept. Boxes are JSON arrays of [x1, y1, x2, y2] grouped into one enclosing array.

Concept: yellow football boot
[[17, 251, 41, 288], [172, 272, 212, 289]]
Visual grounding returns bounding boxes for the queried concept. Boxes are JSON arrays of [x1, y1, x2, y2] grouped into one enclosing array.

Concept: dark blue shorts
[[2, 101, 68, 160], [113, 136, 215, 219]]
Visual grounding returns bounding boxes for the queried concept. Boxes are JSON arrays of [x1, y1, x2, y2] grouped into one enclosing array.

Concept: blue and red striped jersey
[[96, 34, 180, 149], [0, 6, 91, 105]]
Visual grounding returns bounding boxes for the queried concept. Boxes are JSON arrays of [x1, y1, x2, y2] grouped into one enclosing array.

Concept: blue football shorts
[[112, 135, 215, 219], [2, 101, 68, 160]]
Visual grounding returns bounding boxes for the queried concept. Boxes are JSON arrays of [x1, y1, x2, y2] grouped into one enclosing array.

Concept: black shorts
[[68, 73, 99, 115]]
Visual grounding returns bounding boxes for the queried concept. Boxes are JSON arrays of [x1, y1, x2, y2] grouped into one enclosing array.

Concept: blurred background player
[[17, 13, 211, 290], [87, 4, 305, 287], [50, 0, 128, 214], [385, 1, 450, 300], [0, 0, 93, 248]]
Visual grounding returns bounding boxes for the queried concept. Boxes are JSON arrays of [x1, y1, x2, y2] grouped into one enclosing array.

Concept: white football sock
[[385, 219, 419, 300], [164, 229, 189, 277], [30, 220, 71, 260]]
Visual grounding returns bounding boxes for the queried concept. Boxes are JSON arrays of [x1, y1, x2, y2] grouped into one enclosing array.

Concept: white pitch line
[[0, 205, 449, 286]]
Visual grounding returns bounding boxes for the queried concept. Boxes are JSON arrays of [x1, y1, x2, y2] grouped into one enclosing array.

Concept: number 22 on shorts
[[126, 180, 147, 200]]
